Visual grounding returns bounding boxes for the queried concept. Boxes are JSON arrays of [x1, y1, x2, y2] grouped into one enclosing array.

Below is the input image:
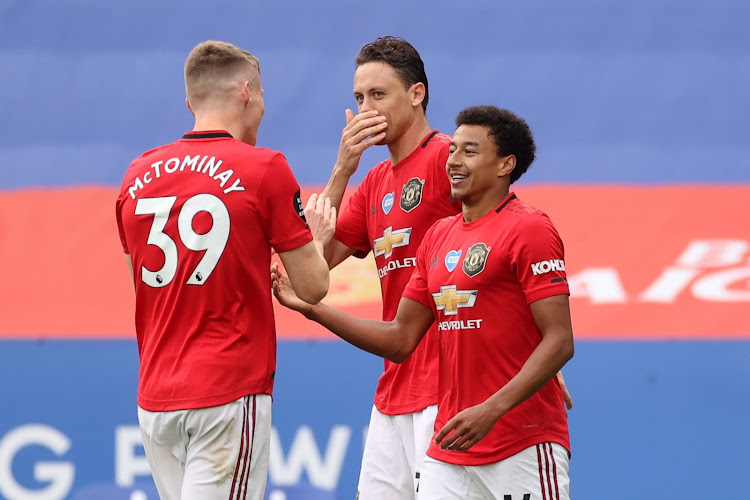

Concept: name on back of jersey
[[127, 155, 245, 199]]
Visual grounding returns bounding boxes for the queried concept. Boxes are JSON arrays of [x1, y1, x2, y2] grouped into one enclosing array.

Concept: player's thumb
[[345, 109, 354, 124]]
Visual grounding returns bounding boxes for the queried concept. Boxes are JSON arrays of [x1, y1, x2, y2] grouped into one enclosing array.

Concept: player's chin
[[449, 186, 467, 200]]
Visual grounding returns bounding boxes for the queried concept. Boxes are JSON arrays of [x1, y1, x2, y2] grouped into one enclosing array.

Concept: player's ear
[[410, 82, 426, 109], [498, 155, 516, 179], [242, 81, 252, 108], [186, 98, 195, 116]]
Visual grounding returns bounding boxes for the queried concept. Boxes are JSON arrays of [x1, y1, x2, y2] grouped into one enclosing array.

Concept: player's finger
[[345, 108, 354, 124], [351, 118, 387, 140], [363, 132, 386, 147], [316, 192, 326, 212], [323, 195, 331, 219], [434, 422, 454, 445], [440, 431, 462, 450], [557, 371, 573, 410], [306, 193, 318, 211], [450, 436, 471, 451], [331, 206, 337, 227]]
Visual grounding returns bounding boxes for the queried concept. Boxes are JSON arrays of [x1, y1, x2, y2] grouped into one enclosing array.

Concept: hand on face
[[304, 193, 337, 246], [334, 109, 387, 177]]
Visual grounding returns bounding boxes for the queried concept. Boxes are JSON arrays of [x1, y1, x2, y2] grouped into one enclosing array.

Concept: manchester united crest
[[400, 177, 424, 213], [463, 242, 491, 278]]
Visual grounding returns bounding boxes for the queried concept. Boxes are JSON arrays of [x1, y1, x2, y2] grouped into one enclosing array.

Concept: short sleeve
[[509, 214, 570, 304], [334, 175, 373, 258], [258, 153, 313, 253]]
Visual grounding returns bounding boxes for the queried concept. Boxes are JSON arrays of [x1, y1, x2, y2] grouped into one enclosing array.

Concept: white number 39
[[134, 194, 230, 287]]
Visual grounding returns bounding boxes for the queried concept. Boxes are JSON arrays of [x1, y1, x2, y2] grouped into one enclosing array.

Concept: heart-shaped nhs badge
[[445, 250, 462, 272], [382, 192, 395, 215]]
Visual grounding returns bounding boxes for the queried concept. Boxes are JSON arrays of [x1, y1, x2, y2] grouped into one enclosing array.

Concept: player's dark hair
[[455, 106, 536, 184], [355, 36, 429, 113]]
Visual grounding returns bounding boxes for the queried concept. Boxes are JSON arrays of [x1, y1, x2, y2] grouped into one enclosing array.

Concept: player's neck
[[192, 113, 244, 142], [387, 116, 432, 166], [461, 187, 511, 223]]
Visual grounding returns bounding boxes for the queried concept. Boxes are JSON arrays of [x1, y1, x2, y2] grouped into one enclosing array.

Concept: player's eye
[[449, 148, 456, 155], [355, 95, 364, 103], [373, 91, 384, 98]]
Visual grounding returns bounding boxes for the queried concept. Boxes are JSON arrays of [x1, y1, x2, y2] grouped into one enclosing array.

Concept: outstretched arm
[[272, 264, 434, 362], [434, 294, 574, 452]]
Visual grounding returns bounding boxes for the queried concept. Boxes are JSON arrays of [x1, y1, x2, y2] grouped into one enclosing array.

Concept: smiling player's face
[[447, 125, 515, 211]]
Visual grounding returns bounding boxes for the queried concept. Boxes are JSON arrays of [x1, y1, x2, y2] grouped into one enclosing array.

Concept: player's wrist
[[331, 160, 358, 179]]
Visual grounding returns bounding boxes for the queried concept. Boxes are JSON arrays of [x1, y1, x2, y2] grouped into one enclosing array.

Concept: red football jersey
[[116, 131, 313, 412], [335, 131, 461, 414], [403, 193, 571, 465]]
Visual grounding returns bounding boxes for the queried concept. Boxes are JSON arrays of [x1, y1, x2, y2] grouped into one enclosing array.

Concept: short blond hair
[[184, 40, 260, 107]]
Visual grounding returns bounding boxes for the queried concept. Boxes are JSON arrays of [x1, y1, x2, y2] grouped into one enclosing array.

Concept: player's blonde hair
[[184, 40, 260, 108]]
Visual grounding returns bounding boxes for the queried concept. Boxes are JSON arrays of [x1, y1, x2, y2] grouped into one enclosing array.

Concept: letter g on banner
[[0, 424, 75, 500]]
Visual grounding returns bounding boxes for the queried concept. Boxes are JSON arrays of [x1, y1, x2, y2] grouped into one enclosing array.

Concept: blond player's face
[[353, 62, 418, 145], [447, 125, 508, 204]]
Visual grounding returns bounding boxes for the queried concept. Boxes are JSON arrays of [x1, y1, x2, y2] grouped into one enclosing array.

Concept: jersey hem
[[526, 284, 570, 304], [137, 385, 273, 412], [272, 232, 314, 254], [374, 395, 439, 416], [427, 435, 570, 466]]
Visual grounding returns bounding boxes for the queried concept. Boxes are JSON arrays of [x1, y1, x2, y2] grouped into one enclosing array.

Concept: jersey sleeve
[[509, 214, 570, 303], [257, 153, 313, 253], [402, 221, 439, 310], [334, 174, 372, 258]]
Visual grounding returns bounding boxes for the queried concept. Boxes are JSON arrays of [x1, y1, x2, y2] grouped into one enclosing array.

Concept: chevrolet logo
[[432, 285, 477, 315], [373, 227, 412, 258]]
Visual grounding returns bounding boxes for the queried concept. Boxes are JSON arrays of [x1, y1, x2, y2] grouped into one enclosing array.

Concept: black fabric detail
[[421, 130, 439, 148], [495, 193, 518, 213], [182, 132, 233, 139]]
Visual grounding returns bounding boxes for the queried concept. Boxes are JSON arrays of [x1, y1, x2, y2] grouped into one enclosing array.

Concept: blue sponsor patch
[[445, 250, 462, 272], [382, 192, 395, 214]]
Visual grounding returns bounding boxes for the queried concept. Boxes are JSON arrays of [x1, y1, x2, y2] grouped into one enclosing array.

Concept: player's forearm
[[304, 302, 408, 362], [321, 166, 353, 213], [484, 331, 574, 420]]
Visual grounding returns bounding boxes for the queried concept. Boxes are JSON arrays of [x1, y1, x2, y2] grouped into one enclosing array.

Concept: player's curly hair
[[455, 106, 537, 184], [355, 36, 429, 113]]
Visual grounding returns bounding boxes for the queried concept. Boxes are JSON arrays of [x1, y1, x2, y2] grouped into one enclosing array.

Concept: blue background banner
[[1, 341, 749, 499], [1, 0, 749, 498]]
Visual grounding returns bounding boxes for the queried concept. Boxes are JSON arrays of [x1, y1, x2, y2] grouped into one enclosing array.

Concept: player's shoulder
[[503, 194, 557, 231], [362, 158, 393, 180], [420, 130, 452, 154], [426, 212, 463, 238], [219, 140, 285, 162], [428, 131, 453, 146], [130, 141, 174, 165]]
